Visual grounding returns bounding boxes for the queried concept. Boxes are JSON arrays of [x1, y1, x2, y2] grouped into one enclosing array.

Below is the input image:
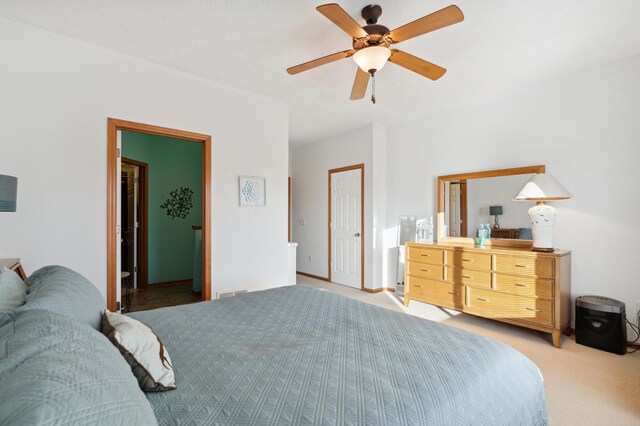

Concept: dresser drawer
[[446, 251, 492, 271], [408, 276, 464, 308], [407, 261, 443, 281], [467, 287, 553, 326], [495, 256, 554, 278], [445, 267, 492, 289], [494, 274, 554, 299], [407, 246, 444, 265]]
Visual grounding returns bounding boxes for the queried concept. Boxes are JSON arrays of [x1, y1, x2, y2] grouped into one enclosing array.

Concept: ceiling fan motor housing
[[361, 5, 382, 25], [363, 24, 390, 36], [353, 5, 390, 50]]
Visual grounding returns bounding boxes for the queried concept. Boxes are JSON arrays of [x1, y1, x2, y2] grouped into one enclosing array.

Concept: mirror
[[437, 165, 545, 246]]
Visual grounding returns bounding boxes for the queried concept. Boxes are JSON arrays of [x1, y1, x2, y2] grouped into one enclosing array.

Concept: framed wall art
[[239, 176, 266, 206]]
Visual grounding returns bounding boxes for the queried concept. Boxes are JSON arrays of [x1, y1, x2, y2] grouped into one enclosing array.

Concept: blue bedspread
[[130, 285, 547, 425]]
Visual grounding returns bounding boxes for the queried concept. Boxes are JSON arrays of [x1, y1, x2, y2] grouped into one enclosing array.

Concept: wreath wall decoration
[[160, 187, 194, 220]]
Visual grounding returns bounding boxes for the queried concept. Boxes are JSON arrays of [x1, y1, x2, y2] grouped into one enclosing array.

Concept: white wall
[[386, 54, 640, 329], [466, 174, 532, 234], [0, 18, 289, 299], [291, 124, 388, 290], [371, 124, 388, 289]]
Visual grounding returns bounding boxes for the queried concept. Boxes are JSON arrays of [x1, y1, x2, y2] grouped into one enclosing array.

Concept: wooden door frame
[[460, 180, 468, 238], [328, 163, 365, 291], [121, 157, 148, 290], [107, 118, 212, 311]]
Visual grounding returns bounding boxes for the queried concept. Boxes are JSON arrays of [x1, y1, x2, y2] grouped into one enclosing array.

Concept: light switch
[[299, 219, 305, 226]]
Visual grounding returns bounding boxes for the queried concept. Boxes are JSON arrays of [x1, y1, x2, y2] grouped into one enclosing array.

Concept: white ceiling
[[1, 1, 640, 145]]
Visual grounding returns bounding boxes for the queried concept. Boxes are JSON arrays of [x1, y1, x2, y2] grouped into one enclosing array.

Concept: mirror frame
[[437, 165, 546, 248]]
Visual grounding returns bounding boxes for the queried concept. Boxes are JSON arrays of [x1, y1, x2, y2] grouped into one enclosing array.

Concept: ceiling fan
[[287, 3, 464, 103]]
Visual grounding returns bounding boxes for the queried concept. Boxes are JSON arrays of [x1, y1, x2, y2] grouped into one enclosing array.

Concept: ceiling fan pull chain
[[371, 72, 376, 104]]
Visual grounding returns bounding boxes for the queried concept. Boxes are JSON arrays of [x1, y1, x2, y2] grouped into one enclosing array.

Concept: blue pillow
[[0, 309, 157, 425], [0, 267, 27, 311], [17, 265, 105, 330]]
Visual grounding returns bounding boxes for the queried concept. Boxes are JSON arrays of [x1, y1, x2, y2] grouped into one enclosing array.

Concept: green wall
[[122, 131, 202, 284]]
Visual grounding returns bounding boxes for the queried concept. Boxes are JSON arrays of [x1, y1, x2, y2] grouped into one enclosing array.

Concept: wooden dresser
[[404, 243, 571, 347]]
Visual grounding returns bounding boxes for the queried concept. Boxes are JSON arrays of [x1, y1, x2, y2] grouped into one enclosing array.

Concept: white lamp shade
[[513, 173, 573, 201], [353, 46, 391, 73]]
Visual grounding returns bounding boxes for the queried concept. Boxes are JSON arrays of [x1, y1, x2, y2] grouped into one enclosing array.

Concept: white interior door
[[330, 168, 362, 288], [449, 182, 462, 237]]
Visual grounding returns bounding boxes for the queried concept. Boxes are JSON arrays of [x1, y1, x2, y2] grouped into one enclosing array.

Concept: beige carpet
[[297, 275, 640, 425]]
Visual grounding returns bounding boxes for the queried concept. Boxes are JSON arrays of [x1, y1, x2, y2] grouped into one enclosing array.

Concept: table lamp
[[0, 174, 18, 212], [489, 205, 503, 229], [513, 173, 572, 252]]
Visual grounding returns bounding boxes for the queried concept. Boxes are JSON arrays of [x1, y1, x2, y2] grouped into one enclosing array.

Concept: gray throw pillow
[[17, 265, 105, 330], [0, 309, 157, 425], [0, 267, 27, 311]]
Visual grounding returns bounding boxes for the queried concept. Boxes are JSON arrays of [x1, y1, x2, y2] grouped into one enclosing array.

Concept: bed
[[0, 266, 548, 425], [129, 285, 548, 425]]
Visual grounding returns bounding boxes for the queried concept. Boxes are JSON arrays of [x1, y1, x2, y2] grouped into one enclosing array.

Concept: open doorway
[[107, 119, 211, 312], [120, 131, 202, 312], [448, 180, 467, 237], [121, 157, 147, 294]]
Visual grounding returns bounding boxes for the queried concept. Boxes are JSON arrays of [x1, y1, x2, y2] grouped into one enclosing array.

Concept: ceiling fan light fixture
[[353, 46, 391, 74]]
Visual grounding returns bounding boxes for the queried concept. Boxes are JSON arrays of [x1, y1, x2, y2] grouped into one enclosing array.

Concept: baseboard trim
[[362, 287, 396, 293], [296, 272, 395, 294], [296, 271, 330, 282], [148, 279, 193, 287]]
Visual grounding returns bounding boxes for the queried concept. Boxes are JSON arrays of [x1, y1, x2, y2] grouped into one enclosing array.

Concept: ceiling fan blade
[[317, 3, 368, 39], [350, 68, 370, 100], [287, 50, 355, 75], [388, 5, 464, 43], [389, 49, 447, 80]]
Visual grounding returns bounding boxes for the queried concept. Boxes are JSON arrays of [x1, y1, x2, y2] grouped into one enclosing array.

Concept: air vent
[[216, 289, 248, 300]]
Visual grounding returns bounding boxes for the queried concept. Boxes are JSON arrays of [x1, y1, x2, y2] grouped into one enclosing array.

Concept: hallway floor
[[122, 281, 201, 312]]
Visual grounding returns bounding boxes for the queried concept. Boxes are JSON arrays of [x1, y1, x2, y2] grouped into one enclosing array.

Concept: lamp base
[[528, 202, 557, 252]]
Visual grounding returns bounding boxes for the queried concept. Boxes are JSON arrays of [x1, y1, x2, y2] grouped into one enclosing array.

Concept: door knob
[[354, 233, 360, 237]]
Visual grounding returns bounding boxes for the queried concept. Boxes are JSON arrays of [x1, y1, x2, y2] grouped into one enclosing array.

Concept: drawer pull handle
[[476, 298, 490, 302], [420, 269, 431, 272], [414, 285, 423, 288], [462, 259, 474, 262], [462, 275, 474, 279], [515, 264, 530, 268], [526, 307, 542, 312], [420, 254, 431, 257], [447, 292, 460, 295], [515, 283, 531, 288]]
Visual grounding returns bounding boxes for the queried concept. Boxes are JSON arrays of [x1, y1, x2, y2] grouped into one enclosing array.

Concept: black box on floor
[[575, 296, 627, 355]]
